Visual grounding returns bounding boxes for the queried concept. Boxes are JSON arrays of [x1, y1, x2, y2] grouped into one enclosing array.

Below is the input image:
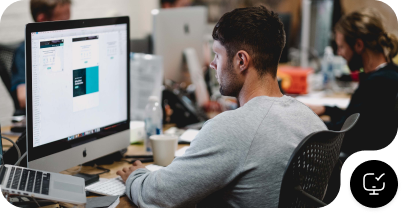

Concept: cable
[[14, 152, 27, 166], [94, 165, 110, 175], [1, 136, 21, 160], [31, 197, 41, 208]]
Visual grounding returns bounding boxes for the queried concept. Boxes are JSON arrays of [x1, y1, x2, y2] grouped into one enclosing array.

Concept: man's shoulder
[[14, 42, 25, 56]]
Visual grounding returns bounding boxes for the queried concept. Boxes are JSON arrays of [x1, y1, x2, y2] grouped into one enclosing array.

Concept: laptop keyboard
[[6, 167, 50, 195]]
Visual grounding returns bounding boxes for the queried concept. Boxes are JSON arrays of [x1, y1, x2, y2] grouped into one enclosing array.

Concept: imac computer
[[25, 17, 130, 172], [152, 6, 207, 83], [152, 6, 209, 107]]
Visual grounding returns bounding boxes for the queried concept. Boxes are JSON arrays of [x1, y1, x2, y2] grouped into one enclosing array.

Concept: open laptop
[[1, 126, 86, 205]]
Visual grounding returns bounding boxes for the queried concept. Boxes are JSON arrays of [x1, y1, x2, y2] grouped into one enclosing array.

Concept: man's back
[[125, 95, 327, 207]]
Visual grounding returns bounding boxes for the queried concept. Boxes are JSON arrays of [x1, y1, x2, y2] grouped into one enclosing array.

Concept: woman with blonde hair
[[309, 8, 398, 156]]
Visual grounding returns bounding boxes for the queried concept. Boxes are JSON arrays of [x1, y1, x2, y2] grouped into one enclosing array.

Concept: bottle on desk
[[144, 96, 163, 154], [321, 46, 335, 92]]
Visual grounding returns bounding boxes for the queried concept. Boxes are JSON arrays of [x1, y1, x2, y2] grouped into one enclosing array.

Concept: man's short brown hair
[[212, 6, 286, 77], [30, 0, 71, 22]]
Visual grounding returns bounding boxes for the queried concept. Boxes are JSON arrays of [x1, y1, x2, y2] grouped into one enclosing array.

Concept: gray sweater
[[125, 96, 327, 207]]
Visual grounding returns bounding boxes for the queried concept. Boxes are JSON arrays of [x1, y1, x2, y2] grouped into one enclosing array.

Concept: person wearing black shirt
[[309, 8, 398, 155]]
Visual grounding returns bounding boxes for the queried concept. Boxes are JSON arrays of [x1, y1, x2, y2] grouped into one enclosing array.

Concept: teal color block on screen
[[86, 66, 99, 94]]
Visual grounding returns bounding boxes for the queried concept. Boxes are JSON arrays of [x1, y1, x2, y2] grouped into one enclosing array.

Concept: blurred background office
[[0, 0, 398, 128]]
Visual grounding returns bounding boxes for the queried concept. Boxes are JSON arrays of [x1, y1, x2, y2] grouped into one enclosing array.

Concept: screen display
[[30, 24, 128, 148]]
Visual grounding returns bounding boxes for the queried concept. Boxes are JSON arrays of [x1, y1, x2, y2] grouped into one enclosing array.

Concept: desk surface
[[1, 125, 187, 208], [1, 126, 19, 148], [61, 144, 188, 208]]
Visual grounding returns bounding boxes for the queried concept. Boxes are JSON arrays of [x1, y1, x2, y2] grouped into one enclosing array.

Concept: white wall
[[0, 0, 159, 126], [0, 0, 159, 44]]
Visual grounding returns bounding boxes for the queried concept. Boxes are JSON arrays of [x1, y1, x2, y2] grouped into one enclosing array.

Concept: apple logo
[[83, 149, 87, 158]]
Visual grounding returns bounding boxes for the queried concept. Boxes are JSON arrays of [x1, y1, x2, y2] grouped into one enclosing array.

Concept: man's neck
[[237, 72, 283, 107], [362, 50, 387, 73]]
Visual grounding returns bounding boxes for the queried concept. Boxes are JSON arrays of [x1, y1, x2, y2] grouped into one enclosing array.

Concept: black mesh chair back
[[0, 43, 20, 111], [278, 113, 360, 208]]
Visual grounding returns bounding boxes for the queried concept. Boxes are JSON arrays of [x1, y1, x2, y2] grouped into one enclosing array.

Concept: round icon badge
[[350, 160, 398, 208]]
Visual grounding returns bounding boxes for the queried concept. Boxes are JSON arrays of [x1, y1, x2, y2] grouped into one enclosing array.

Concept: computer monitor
[[25, 17, 130, 172], [152, 6, 207, 83]]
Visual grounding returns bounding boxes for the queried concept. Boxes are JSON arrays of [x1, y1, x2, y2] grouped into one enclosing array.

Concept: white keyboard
[[85, 165, 164, 196], [85, 177, 126, 196]]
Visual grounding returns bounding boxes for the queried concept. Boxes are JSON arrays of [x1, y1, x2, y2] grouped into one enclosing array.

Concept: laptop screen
[[30, 24, 128, 148]]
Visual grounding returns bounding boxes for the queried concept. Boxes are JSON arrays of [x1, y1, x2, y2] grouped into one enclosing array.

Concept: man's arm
[[16, 84, 26, 109], [121, 117, 250, 207]]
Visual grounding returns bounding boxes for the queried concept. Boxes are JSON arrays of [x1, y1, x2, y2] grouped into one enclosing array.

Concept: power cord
[[14, 152, 27, 166], [93, 165, 110, 175]]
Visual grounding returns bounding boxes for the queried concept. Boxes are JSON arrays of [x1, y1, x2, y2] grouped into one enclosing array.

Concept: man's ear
[[36, 13, 48, 22], [354, 39, 365, 54], [235, 50, 250, 73]]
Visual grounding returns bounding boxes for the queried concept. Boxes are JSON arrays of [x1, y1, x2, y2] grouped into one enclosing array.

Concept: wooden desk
[[1, 126, 20, 149], [59, 143, 189, 208], [1, 125, 187, 208]]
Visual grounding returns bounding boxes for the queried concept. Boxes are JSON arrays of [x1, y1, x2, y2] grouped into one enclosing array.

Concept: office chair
[[0, 43, 21, 114], [278, 113, 360, 208]]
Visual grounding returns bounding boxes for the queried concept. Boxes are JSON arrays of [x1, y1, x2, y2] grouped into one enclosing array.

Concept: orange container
[[277, 65, 313, 94]]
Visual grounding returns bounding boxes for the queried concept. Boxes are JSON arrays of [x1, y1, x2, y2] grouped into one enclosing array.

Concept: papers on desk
[[179, 129, 199, 143], [175, 146, 190, 157], [145, 146, 190, 172], [164, 128, 200, 144], [296, 91, 350, 109]]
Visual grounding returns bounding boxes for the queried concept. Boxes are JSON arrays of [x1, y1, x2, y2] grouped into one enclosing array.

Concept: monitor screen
[[26, 18, 130, 168]]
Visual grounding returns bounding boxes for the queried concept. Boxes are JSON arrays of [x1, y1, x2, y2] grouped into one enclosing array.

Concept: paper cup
[[150, 135, 178, 166]]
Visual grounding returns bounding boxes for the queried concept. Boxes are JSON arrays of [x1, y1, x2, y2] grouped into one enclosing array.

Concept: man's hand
[[306, 104, 326, 116], [116, 160, 146, 183]]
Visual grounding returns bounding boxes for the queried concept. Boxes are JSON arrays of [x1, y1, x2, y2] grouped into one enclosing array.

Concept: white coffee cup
[[150, 135, 178, 166]]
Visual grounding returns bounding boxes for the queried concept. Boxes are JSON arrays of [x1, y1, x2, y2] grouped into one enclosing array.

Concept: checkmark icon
[[375, 173, 385, 181]]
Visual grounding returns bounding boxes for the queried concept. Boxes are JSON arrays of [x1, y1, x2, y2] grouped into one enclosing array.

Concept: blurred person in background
[[308, 8, 398, 156], [11, 0, 71, 111], [161, 0, 192, 8]]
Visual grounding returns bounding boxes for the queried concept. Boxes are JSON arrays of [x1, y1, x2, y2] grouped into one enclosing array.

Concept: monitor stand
[[82, 148, 127, 166]]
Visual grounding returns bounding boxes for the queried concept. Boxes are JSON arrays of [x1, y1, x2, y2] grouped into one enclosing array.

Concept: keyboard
[[6, 167, 50, 195], [85, 177, 126, 196], [85, 165, 164, 197]]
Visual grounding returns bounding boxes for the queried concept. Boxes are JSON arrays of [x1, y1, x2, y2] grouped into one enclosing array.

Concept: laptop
[[1, 127, 86, 205], [0, 164, 86, 205]]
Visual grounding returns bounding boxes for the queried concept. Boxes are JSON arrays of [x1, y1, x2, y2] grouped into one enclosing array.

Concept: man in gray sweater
[[117, 6, 327, 207]]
